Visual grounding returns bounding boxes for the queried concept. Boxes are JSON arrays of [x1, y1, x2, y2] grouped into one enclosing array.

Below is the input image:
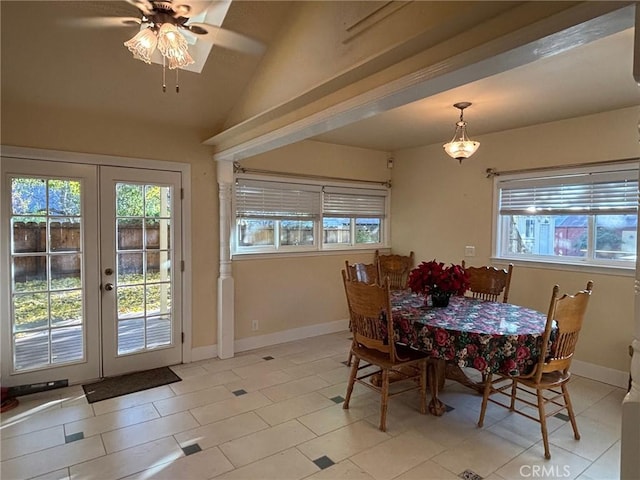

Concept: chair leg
[[419, 360, 427, 415], [509, 379, 517, 411], [562, 383, 580, 440], [379, 369, 389, 431], [343, 356, 359, 410], [478, 373, 493, 428], [536, 389, 551, 459], [346, 351, 353, 367]]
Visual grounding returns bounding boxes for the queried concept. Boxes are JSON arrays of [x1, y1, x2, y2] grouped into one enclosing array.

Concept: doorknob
[[104, 283, 114, 291]]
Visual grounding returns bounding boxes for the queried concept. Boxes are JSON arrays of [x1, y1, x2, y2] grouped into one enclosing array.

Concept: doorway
[[1, 157, 184, 387]]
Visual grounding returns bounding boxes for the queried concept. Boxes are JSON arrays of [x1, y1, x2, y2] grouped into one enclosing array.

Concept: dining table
[[390, 290, 549, 415]]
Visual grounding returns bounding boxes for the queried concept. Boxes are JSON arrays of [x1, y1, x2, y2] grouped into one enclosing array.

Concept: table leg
[[427, 359, 446, 416]]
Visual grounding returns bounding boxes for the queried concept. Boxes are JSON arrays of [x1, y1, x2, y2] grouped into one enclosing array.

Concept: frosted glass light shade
[[443, 121, 480, 162], [157, 23, 194, 69], [124, 28, 158, 64]]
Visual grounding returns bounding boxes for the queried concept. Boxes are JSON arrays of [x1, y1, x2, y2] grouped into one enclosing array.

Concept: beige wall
[[2, 97, 637, 374], [233, 140, 390, 338], [391, 106, 640, 371], [1, 104, 219, 349]]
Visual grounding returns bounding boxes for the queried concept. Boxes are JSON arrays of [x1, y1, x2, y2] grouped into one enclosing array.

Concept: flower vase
[[431, 292, 451, 308]]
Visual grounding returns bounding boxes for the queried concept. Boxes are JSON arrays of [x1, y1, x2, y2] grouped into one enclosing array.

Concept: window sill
[[491, 256, 635, 277], [232, 246, 387, 261]]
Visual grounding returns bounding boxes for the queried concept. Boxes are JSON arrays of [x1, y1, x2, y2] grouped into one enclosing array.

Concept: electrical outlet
[[252, 319, 259, 331], [465, 245, 476, 257]]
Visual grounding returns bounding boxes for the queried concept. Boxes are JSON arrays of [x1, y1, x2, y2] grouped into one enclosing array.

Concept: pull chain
[[176, 68, 179, 93], [162, 56, 167, 93]]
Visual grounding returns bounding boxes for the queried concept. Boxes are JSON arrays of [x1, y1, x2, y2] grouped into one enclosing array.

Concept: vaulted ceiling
[[2, 1, 638, 156]]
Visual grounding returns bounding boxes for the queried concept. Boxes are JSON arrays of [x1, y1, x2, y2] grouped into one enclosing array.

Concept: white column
[[621, 12, 640, 474], [216, 160, 235, 359]]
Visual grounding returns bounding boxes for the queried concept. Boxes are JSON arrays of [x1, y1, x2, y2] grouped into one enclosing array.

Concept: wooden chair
[[374, 250, 414, 290], [342, 270, 428, 431], [462, 261, 513, 303], [345, 260, 379, 285], [477, 281, 594, 459], [344, 261, 379, 366]]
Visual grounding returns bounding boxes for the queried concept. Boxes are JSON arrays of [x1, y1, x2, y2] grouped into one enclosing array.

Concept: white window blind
[[323, 186, 387, 217], [499, 170, 638, 215], [235, 179, 321, 219]]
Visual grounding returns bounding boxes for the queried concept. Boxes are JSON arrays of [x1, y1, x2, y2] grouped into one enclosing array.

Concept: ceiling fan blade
[[186, 22, 266, 55], [125, 0, 153, 15], [172, 1, 213, 18], [63, 16, 142, 28]]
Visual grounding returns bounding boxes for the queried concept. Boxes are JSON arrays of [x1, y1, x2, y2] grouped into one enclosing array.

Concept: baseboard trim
[[571, 359, 629, 389], [234, 319, 349, 354], [190, 324, 628, 391], [188, 319, 349, 362], [191, 344, 218, 363]]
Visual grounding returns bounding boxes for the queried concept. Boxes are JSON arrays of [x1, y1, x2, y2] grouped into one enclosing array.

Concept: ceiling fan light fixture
[[157, 23, 194, 69], [124, 27, 158, 64], [443, 102, 480, 163]]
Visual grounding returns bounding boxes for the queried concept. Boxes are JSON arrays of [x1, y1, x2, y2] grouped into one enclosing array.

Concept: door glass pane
[[118, 318, 145, 354], [118, 252, 144, 284], [48, 180, 81, 216], [114, 182, 174, 356], [117, 218, 143, 250], [12, 256, 47, 292], [9, 176, 86, 372], [146, 251, 170, 283], [117, 285, 145, 318], [50, 218, 81, 252], [12, 178, 46, 215], [51, 254, 81, 289], [147, 316, 171, 348], [14, 330, 49, 371], [50, 290, 83, 327], [52, 326, 83, 364], [12, 218, 46, 253]]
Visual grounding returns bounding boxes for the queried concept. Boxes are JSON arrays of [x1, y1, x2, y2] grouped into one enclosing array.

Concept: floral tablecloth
[[392, 290, 548, 376]]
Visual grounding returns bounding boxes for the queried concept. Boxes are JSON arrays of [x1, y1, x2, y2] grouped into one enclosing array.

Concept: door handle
[[104, 283, 114, 291]]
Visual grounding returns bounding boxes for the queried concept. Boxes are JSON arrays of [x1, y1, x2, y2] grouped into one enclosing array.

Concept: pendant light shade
[[443, 102, 480, 163]]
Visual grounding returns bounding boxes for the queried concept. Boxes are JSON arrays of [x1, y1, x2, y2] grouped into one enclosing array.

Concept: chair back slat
[[375, 250, 414, 290], [462, 262, 513, 303], [345, 260, 379, 285], [342, 269, 394, 361], [536, 281, 593, 379]]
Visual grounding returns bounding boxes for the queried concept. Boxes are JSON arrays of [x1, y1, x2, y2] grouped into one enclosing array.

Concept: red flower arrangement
[[407, 260, 469, 296]]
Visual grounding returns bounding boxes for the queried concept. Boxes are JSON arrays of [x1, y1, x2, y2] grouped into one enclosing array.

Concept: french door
[[1, 158, 183, 386], [100, 167, 182, 376]]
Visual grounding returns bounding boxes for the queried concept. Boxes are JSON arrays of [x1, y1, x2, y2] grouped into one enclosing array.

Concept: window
[[322, 187, 385, 249], [234, 177, 387, 254], [494, 165, 638, 267]]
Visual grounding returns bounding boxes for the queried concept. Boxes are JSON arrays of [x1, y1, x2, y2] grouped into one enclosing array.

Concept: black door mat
[[82, 366, 181, 404]]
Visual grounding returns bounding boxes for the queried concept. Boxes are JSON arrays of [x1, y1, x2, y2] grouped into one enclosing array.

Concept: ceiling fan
[[72, 0, 265, 91], [122, 0, 265, 56], [74, 0, 265, 91]]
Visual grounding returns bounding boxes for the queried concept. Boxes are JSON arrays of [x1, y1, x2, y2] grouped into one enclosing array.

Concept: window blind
[[499, 169, 638, 215], [323, 186, 387, 217], [235, 179, 321, 220]]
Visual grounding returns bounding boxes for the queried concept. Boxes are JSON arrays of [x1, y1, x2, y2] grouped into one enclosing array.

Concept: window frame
[[232, 174, 389, 256], [492, 162, 639, 271]]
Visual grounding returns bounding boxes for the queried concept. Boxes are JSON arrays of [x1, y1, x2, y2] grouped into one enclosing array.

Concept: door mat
[[82, 367, 181, 404]]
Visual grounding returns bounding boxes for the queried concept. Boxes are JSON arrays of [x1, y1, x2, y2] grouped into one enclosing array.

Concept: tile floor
[[0, 332, 626, 480]]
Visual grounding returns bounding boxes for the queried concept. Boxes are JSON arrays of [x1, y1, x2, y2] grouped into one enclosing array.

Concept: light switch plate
[[465, 246, 476, 257]]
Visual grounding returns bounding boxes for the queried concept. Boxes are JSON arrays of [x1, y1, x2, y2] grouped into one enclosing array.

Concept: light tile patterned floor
[[0, 332, 625, 480]]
